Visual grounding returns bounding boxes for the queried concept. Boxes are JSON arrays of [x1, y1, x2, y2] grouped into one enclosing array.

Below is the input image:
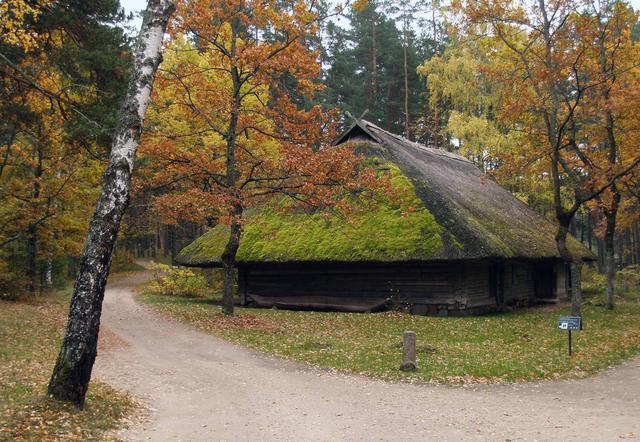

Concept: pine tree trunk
[[633, 221, 640, 264], [26, 144, 43, 294], [371, 11, 377, 97], [605, 190, 621, 310], [432, 100, 439, 149], [166, 224, 176, 259], [403, 42, 410, 139], [47, 0, 174, 407], [26, 224, 37, 294], [587, 212, 592, 251]]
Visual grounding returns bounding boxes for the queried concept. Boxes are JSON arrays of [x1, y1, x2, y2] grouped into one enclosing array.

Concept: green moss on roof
[[177, 164, 447, 266]]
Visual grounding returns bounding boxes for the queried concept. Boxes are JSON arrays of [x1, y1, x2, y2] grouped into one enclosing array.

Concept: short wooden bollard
[[400, 330, 417, 372]]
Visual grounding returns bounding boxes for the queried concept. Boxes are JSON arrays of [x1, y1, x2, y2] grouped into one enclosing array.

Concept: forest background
[[1, 0, 639, 305]]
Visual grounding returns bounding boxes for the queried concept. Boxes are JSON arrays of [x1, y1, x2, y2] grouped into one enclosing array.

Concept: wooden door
[[489, 262, 505, 307]]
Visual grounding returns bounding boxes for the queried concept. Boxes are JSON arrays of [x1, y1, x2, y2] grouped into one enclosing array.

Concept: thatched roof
[[176, 119, 592, 267]]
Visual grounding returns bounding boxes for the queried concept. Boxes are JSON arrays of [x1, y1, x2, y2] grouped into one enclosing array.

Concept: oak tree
[[139, 0, 377, 315], [453, 0, 640, 314]]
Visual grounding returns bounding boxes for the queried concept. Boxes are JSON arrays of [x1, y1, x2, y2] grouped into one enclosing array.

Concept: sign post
[[558, 316, 582, 356]]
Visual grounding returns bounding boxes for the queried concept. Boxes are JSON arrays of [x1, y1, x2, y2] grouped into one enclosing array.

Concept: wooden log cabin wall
[[237, 260, 570, 316]]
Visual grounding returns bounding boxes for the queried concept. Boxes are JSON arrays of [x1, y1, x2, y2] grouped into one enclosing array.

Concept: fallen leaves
[[0, 293, 137, 440], [215, 313, 280, 332]]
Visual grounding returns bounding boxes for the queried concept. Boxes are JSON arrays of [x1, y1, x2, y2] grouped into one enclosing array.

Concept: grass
[[0, 288, 137, 440], [139, 289, 640, 384], [110, 258, 147, 273]]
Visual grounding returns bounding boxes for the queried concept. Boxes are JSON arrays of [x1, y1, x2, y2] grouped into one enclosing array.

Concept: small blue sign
[[558, 316, 582, 331]]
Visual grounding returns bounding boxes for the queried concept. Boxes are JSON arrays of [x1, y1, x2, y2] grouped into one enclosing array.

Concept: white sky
[[121, 0, 147, 30]]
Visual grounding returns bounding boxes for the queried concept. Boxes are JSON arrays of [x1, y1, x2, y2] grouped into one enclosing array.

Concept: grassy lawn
[[0, 289, 136, 440], [140, 290, 640, 384]]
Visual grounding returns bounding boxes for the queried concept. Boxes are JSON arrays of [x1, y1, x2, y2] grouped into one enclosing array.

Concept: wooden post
[[400, 330, 417, 372]]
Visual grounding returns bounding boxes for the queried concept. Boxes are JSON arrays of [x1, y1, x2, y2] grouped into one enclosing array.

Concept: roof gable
[[334, 119, 591, 261]]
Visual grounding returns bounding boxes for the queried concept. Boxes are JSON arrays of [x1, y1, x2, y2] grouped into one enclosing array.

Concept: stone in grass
[[400, 330, 417, 372]]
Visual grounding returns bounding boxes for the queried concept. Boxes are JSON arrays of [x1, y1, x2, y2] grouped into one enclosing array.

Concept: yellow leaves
[[147, 262, 210, 297], [419, 42, 500, 112], [0, 72, 103, 261], [351, 0, 369, 13], [139, 0, 348, 229], [0, 0, 50, 51]]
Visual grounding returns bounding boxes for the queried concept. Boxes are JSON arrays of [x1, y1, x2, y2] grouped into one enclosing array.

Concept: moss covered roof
[[177, 119, 593, 266], [177, 164, 450, 265]]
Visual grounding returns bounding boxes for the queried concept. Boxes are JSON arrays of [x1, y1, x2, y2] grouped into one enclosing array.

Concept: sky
[[121, 0, 147, 30], [119, 0, 347, 31]]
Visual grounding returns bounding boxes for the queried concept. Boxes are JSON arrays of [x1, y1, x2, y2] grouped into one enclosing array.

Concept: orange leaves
[[139, 0, 380, 229], [351, 0, 369, 13], [154, 190, 225, 225]]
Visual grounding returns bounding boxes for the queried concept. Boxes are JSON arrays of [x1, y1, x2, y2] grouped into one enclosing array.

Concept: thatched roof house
[[176, 119, 592, 315]]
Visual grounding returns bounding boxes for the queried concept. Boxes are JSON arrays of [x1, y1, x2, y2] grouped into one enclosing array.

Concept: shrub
[[617, 265, 640, 292], [148, 262, 209, 297], [583, 264, 640, 304], [203, 268, 224, 292], [582, 265, 606, 294]]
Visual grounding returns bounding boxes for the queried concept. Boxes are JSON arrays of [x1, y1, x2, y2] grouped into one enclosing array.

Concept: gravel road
[[94, 272, 640, 441]]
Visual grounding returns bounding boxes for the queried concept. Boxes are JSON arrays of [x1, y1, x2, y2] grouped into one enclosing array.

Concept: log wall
[[239, 259, 558, 315]]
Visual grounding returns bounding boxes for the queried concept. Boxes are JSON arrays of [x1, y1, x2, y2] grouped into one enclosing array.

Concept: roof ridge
[[359, 119, 472, 164]]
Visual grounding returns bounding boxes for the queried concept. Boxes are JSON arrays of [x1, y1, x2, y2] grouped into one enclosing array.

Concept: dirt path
[[94, 272, 640, 441]]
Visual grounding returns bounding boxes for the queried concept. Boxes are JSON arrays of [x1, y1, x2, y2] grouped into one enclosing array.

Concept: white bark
[[48, 0, 175, 406]]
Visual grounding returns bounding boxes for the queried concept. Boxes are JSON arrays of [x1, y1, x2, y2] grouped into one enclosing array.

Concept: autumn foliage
[[0, 0, 128, 294], [438, 0, 640, 311], [138, 0, 382, 313]]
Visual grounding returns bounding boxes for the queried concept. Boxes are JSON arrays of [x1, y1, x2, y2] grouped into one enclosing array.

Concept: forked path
[[95, 272, 640, 441]]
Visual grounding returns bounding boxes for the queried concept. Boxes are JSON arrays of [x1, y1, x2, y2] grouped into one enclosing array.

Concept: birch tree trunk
[[48, 0, 174, 407]]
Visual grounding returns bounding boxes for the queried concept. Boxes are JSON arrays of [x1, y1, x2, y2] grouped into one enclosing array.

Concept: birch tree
[[48, 0, 175, 407]]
